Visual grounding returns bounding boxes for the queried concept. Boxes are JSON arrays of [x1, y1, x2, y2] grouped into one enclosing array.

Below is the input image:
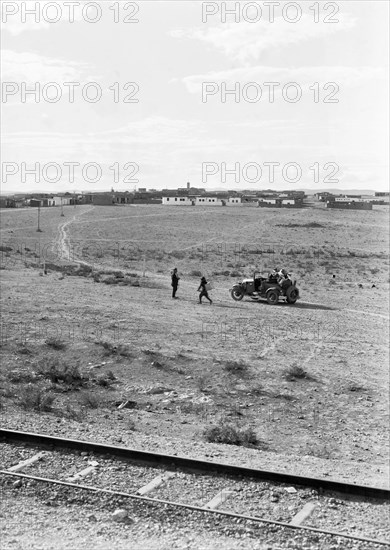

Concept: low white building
[[47, 196, 72, 206], [258, 198, 277, 205], [162, 197, 194, 205], [195, 197, 224, 206], [227, 197, 242, 205], [280, 199, 294, 205]]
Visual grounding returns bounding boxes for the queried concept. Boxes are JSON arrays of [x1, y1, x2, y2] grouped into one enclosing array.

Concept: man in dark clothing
[[198, 276, 212, 304], [268, 268, 279, 283], [171, 268, 180, 298]]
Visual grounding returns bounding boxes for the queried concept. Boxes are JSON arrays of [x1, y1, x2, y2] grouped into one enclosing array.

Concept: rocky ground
[[1, 204, 389, 549]]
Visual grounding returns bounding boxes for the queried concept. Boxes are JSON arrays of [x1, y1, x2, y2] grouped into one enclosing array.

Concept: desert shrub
[[203, 423, 258, 447], [46, 337, 66, 350], [99, 341, 132, 357], [117, 344, 132, 357], [17, 345, 33, 355], [230, 270, 242, 277], [305, 441, 337, 459], [171, 366, 185, 375], [103, 276, 119, 285], [39, 359, 87, 387], [140, 280, 167, 290], [64, 403, 83, 421], [170, 250, 186, 259], [80, 391, 101, 409], [96, 374, 115, 387], [280, 222, 325, 228], [150, 360, 164, 370], [213, 270, 230, 277], [223, 360, 249, 375], [272, 392, 295, 401], [142, 348, 161, 357], [178, 402, 206, 415], [197, 375, 212, 392], [347, 382, 366, 392], [283, 364, 308, 381], [189, 270, 202, 277], [18, 387, 55, 412], [250, 384, 267, 396], [8, 370, 36, 384], [100, 341, 117, 354], [0, 381, 13, 398], [128, 418, 136, 431]]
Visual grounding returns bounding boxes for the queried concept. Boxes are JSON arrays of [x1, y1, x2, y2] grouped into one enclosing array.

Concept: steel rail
[[1, 471, 389, 547], [1, 429, 389, 501]]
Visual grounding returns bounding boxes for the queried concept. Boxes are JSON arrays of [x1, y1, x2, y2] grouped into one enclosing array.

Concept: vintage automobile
[[230, 271, 300, 305]]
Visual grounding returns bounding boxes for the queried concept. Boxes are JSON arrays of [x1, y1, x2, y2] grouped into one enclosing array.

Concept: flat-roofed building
[[258, 198, 278, 206], [227, 197, 242, 205], [195, 197, 223, 206], [162, 196, 194, 205]]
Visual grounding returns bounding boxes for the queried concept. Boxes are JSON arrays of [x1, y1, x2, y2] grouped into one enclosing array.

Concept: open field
[[1, 203, 389, 488]]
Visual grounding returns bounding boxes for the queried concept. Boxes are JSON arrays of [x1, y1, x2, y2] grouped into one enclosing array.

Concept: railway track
[[1, 429, 389, 548]]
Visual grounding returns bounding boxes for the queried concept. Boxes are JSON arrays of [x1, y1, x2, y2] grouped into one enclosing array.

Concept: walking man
[[198, 276, 212, 304], [171, 268, 180, 299]]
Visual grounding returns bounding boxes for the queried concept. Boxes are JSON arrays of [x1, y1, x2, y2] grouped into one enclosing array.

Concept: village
[[1, 184, 388, 210]]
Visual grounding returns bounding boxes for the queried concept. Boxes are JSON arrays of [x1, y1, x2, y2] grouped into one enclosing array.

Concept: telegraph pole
[[36, 203, 42, 232]]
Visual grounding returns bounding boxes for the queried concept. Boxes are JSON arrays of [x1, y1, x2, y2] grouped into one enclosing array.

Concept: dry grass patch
[[80, 391, 102, 409], [223, 360, 249, 376], [38, 359, 87, 387], [203, 421, 258, 448], [283, 364, 313, 381], [45, 337, 66, 350], [96, 371, 116, 387], [17, 344, 33, 355], [346, 382, 367, 392], [197, 375, 213, 393], [64, 403, 83, 421], [8, 370, 37, 384], [18, 386, 56, 412], [97, 341, 132, 358]]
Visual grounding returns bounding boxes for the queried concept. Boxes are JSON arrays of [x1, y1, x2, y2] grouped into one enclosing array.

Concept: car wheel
[[266, 289, 279, 305], [231, 287, 244, 301], [286, 287, 299, 304]]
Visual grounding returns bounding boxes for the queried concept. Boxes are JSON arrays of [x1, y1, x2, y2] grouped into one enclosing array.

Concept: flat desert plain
[[1, 203, 389, 486]]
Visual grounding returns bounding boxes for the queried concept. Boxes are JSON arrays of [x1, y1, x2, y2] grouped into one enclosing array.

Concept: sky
[[1, 0, 389, 193]]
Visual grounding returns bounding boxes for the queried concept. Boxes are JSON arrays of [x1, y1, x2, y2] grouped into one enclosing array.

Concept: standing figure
[[171, 268, 180, 299], [198, 276, 213, 304]]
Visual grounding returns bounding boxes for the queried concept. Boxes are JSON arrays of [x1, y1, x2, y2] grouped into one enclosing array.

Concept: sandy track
[[55, 206, 95, 265]]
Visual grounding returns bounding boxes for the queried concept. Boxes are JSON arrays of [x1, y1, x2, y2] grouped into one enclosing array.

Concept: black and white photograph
[[0, 1, 389, 548]]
